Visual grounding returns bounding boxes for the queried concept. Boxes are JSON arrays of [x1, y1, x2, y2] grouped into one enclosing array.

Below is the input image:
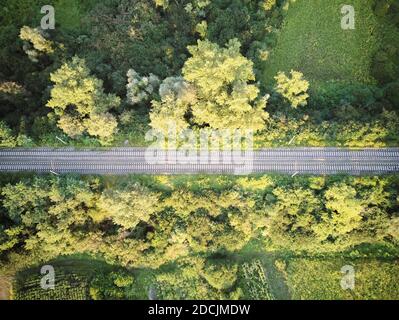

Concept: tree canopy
[[47, 57, 120, 143]]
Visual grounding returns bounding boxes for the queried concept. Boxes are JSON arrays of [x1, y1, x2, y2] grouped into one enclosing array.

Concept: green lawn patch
[[263, 0, 381, 88], [13, 256, 116, 300], [284, 257, 399, 300], [1, 0, 97, 33]]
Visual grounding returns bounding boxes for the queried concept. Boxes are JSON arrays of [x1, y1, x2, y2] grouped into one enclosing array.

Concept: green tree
[[19, 26, 53, 62], [201, 260, 238, 290], [262, 0, 277, 11], [84, 113, 118, 141], [182, 39, 269, 131], [149, 76, 197, 136], [265, 187, 321, 250], [47, 57, 120, 142], [149, 95, 190, 136], [274, 70, 309, 108], [154, 0, 169, 9], [319, 184, 364, 238], [126, 69, 160, 105], [0, 227, 24, 253], [388, 217, 399, 241], [98, 184, 160, 230], [0, 121, 17, 147]]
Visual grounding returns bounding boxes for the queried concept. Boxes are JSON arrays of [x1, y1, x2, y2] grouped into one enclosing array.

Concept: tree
[[19, 26, 53, 62], [388, 217, 399, 241], [262, 0, 277, 11], [186, 213, 220, 252], [274, 70, 309, 108], [149, 76, 196, 136], [84, 113, 118, 141], [159, 76, 197, 104], [195, 21, 208, 39], [89, 270, 134, 300], [154, 0, 169, 9], [47, 57, 120, 142], [320, 184, 364, 238], [181, 39, 269, 131], [0, 227, 23, 253], [98, 184, 160, 230], [201, 260, 238, 290], [126, 69, 160, 105], [57, 115, 85, 139], [0, 121, 17, 147], [149, 95, 190, 136], [265, 187, 321, 250]]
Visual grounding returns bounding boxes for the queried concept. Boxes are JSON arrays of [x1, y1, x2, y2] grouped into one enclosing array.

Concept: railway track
[[0, 148, 398, 175]]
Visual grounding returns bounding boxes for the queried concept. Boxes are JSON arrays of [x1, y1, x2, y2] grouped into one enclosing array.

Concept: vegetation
[[46, 57, 120, 143], [240, 259, 275, 300], [284, 257, 399, 300], [0, 0, 398, 147], [1, 0, 398, 300], [0, 174, 398, 299]]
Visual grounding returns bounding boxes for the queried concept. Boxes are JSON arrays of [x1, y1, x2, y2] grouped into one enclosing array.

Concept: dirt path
[[0, 276, 12, 300]]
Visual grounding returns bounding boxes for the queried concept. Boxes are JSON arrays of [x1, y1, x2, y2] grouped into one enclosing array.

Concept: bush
[[201, 260, 238, 291]]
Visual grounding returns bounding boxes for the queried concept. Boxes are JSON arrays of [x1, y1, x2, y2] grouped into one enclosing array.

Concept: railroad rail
[[0, 148, 398, 175]]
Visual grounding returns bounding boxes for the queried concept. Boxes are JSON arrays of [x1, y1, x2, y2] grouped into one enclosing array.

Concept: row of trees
[[39, 35, 309, 143], [1, 175, 398, 273]]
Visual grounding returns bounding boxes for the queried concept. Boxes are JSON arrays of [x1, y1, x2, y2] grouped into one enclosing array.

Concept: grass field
[[284, 257, 399, 300], [12, 256, 116, 300], [11, 253, 399, 300], [263, 0, 381, 88], [1, 0, 97, 32]]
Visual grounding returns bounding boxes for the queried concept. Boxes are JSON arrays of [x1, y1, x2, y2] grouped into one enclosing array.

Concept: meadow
[[263, 0, 381, 88]]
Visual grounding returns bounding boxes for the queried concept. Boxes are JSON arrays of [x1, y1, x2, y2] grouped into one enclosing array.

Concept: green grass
[[12, 253, 399, 300], [284, 257, 399, 300], [1, 0, 97, 33], [53, 0, 98, 32], [13, 255, 117, 300], [263, 0, 381, 88]]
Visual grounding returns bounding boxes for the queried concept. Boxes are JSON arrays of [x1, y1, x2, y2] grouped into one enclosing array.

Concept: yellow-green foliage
[[113, 273, 134, 288], [201, 260, 238, 291], [182, 39, 269, 131], [322, 184, 364, 236], [1, 175, 398, 279], [265, 177, 394, 252], [0, 121, 17, 147], [19, 26, 54, 54], [97, 184, 160, 229], [274, 70, 309, 108], [154, 0, 168, 8], [286, 258, 399, 300], [84, 113, 118, 140], [236, 176, 274, 191], [150, 96, 190, 136], [47, 57, 120, 142], [162, 189, 254, 218], [156, 258, 242, 299], [262, 0, 277, 11], [195, 20, 208, 39]]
